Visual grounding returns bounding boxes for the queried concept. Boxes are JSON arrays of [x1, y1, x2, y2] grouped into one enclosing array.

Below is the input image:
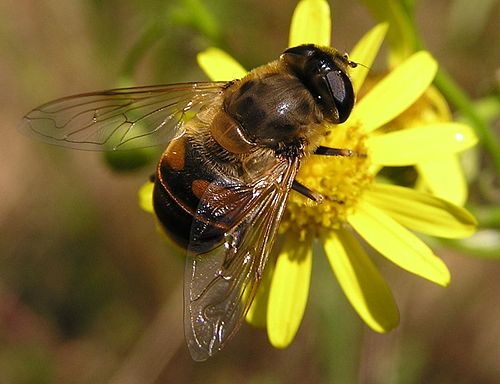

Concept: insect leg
[[292, 180, 324, 203], [314, 146, 366, 158]]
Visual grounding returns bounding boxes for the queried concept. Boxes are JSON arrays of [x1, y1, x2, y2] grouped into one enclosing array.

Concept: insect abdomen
[[153, 133, 226, 250]]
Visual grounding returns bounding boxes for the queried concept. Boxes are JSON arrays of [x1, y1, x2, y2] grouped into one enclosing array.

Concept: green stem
[[365, 0, 500, 174], [440, 237, 500, 259], [468, 204, 500, 228], [401, 14, 500, 173]]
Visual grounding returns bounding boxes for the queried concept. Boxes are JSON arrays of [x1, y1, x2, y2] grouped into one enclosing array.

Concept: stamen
[[282, 125, 371, 239]]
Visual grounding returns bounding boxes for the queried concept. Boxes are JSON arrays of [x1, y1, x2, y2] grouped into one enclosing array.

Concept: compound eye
[[326, 69, 354, 123]]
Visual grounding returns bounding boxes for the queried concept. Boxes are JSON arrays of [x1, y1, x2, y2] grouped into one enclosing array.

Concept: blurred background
[[1, 0, 499, 383]]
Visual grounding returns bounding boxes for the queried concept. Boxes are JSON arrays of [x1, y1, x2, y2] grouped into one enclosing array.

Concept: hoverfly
[[22, 44, 357, 361]]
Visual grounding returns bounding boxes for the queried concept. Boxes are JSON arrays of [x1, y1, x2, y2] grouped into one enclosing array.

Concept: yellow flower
[[139, 0, 477, 350], [360, 0, 472, 206], [374, 67, 469, 206], [379, 84, 471, 206], [194, 0, 477, 348]]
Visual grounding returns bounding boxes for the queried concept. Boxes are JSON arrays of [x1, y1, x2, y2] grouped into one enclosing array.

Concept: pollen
[[282, 123, 372, 240]]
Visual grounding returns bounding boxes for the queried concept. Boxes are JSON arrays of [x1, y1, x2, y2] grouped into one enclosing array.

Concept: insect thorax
[[223, 70, 322, 149]]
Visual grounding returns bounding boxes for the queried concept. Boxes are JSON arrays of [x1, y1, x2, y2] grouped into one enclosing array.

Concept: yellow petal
[[426, 85, 452, 121], [416, 156, 468, 206], [348, 200, 451, 286], [364, 184, 477, 238], [245, 256, 275, 328], [350, 51, 438, 132], [197, 47, 247, 81], [288, 0, 331, 47], [362, 0, 416, 65], [368, 123, 478, 165], [323, 230, 399, 333], [267, 238, 312, 348], [349, 23, 388, 93], [138, 181, 154, 213]]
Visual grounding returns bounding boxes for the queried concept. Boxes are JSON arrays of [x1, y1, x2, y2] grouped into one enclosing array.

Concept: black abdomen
[[153, 133, 228, 251]]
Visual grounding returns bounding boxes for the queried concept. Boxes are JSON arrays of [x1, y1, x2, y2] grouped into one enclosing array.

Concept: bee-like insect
[[21, 44, 357, 361]]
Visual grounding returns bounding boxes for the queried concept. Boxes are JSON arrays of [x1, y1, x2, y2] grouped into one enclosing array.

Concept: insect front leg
[[314, 145, 366, 158], [292, 180, 324, 203], [291, 180, 346, 204]]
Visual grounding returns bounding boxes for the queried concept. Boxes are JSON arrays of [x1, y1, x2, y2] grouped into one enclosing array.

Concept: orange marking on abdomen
[[164, 135, 186, 171], [191, 179, 211, 200]]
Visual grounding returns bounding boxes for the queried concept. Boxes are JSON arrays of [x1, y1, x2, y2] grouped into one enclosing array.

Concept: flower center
[[282, 123, 372, 240]]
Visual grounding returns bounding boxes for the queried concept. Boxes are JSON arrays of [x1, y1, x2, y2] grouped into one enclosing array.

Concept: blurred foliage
[[1, 0, 499, 383]]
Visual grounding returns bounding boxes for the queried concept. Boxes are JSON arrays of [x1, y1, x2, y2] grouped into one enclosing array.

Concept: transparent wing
[[21, 82, 226, 151], [185, 157, 299, 361]]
